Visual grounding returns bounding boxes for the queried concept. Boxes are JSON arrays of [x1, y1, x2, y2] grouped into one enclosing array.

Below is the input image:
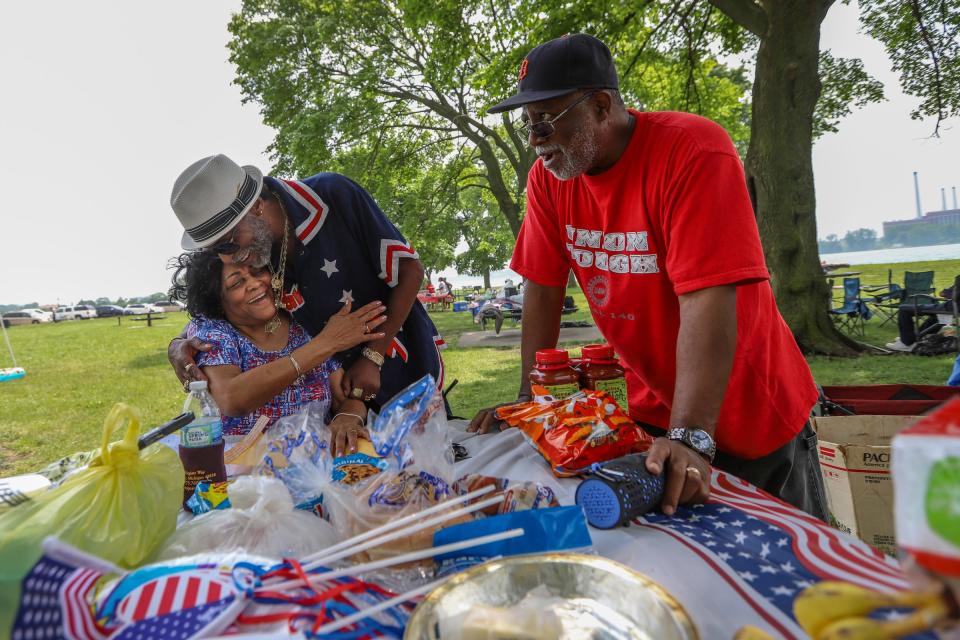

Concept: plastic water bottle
[[179, 381, 226, 510]]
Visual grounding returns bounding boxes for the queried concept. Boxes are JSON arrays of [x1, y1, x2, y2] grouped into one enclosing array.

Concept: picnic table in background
[[417, 290, 454, 311]]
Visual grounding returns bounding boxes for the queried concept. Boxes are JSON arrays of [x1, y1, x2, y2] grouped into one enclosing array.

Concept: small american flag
[[11, 550, 107, 640], [11, 539, 245, 639], [638, 470, 935, 639]]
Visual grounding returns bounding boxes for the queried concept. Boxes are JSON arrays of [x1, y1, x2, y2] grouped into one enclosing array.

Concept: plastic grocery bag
[[0, 404, 184, 636], [158, 475, 339, 560]]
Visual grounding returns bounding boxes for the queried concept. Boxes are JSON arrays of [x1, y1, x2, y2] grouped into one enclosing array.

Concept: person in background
[[469, 33, 826, 520], [166, 155, 447, 410], [886, 285, 955, 352], [170, 249, 386, 456]]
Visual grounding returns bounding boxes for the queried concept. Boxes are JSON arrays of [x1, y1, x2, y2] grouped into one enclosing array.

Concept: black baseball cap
[[487, 34, 619, 114]]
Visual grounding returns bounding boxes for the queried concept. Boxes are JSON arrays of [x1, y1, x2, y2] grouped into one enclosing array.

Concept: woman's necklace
[[264, 310, 281, 335]]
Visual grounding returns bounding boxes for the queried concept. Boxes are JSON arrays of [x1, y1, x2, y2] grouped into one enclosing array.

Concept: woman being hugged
[[170, 250, 386, 456]]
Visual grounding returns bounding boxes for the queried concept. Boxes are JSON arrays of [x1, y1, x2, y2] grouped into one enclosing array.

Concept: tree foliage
[[228, 0, 958, 353], [228, 0, 752, 275]]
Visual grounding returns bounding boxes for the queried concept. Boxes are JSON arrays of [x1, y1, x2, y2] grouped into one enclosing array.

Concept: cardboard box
[[812, 415, 920, 555]]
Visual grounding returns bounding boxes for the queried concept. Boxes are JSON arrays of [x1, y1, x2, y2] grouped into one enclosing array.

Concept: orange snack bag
[[496, 390, 653, 477]]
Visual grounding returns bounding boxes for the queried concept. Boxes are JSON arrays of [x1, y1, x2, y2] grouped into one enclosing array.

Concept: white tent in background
[[0, 316, 26, 382]]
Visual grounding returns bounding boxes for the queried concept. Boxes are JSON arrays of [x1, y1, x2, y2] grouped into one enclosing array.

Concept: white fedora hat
[[171, 154, 264, 250]]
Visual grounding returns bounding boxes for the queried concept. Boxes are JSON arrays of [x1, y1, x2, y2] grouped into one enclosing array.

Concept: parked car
[[56, 305, 97, 320], [152, 300, 185, 313], [95, 305, 125, 318], [21, 308, 53, 322], [2, 310, 50, 326], [123, 303, 161, 315]]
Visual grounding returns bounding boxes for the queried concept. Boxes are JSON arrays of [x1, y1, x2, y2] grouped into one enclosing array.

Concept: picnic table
[[451, 421, 932, 639], [416, 291, 453, 311]]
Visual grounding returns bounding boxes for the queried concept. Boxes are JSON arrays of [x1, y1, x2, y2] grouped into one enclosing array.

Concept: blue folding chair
[[830, 277, 870, 336]]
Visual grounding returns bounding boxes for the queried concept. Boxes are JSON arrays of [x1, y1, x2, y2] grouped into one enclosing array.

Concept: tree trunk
[[746, 0, 856, 355], [483, 268, 492, 290]]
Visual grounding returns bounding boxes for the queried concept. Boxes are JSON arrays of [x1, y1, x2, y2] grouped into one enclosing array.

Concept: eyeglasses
[[517, 90, 598, 139]]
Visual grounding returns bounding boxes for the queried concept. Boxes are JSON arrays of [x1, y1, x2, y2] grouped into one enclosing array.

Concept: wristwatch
[[666, 427, 716, 463]]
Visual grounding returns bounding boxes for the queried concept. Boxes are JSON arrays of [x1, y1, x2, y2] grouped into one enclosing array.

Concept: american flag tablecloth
[[452, 422, 935, 640]]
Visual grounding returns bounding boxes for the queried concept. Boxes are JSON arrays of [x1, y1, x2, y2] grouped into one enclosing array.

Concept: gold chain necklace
[[264, 198, 290, 335]]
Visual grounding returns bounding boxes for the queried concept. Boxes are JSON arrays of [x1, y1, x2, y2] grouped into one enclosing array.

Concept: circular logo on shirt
[[586, 275, 610, 308]]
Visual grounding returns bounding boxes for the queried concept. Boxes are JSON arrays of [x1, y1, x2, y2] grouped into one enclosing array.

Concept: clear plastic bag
[[368, 374, 454, 479], [158, 475, 339, 561], [252, 402, 332, 515], [323, 375, 460, 560]]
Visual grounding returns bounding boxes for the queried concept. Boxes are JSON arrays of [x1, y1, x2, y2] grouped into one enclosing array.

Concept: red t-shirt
[[511, 110, 817, 459]]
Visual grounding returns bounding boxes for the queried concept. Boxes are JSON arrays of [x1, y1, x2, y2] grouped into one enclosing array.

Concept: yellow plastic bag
[[0, 404, 184, 635]]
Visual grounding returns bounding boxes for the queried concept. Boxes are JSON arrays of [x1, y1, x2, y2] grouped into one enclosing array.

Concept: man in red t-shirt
[[469, 34, 825, 520]]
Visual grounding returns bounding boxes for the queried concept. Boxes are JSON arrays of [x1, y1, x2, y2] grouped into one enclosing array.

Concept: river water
[[820, 243, 960, 265]]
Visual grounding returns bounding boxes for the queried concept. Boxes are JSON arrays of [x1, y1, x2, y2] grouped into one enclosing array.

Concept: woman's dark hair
[[168, 250, 226, 320]]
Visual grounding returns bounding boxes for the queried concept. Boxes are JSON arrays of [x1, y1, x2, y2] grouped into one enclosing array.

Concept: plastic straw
[[298, 492, 505, 574], [266, 528, 524, 592], [313, 577, 445, 635], [300, 484, 496, 564]]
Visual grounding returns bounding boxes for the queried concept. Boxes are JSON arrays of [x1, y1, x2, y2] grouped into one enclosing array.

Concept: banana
[[816, 598, 948, 640], [794, 582, 940, 638], [732, 625, 776, 640]]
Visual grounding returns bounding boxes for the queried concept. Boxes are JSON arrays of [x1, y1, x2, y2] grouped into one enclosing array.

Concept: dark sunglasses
[[211, 227, 241, 255], [517, 90, 598, 139]]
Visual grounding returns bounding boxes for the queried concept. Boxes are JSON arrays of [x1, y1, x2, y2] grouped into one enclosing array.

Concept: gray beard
[[232, 215, 274, 268], [538, 125, 599, 181]]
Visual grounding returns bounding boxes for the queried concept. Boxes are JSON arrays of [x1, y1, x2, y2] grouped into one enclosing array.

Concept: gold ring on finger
[[364, 394, 376, 401], [363, 324, 369, 334], [350, 387, 363, 399], [685, 466, 702, 477]]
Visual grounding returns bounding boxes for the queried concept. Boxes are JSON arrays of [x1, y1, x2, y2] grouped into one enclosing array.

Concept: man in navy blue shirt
[[167, 154, 445, 406]]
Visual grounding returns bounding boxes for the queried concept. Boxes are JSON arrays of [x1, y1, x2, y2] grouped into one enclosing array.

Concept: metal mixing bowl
[[404, 553, 698, 639]]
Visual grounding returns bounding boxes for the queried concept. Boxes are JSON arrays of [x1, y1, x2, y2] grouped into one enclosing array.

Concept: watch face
[[688, 430, 711, 450]]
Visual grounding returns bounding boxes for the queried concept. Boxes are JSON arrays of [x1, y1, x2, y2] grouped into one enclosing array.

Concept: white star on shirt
[[339, 289, 354, 304], [759, 542, 771, 559], [752, 529, 765, 536], [777, 537, 789, 548], [321, 259, 339, 278], [738, 571, 757, 582], [780, 561, 796, 573], [759, 564, 779, 575], [771, 585, 794, 597], [731, 520, 745, 527], [735, 531, 748, 544], [717, 552, 732, 561], [711, 521, 727, 529]]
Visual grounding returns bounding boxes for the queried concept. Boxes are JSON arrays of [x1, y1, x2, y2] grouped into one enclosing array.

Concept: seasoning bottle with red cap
[[579, 344, 628, 410], [529, 348, 581, 399]]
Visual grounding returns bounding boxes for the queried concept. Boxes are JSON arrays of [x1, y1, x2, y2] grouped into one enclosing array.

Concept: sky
[[1, 1, 957, 306]]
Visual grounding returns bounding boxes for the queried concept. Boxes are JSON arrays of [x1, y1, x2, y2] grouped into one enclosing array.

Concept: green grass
[[1, 259, 958, 475]]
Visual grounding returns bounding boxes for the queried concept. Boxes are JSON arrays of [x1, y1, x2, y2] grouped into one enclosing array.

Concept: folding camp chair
[[872, 270, 936, 329], [863, 268, 902, 326], [829, 277, 868, 336]]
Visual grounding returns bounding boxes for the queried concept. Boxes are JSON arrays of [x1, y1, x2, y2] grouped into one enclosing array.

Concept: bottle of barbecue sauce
[[529, 349, 581, 399], [578, 344, 628, 410]]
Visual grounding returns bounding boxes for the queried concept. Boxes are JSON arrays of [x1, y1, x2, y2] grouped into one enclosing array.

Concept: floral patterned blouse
[[189, 317, 339, 436]]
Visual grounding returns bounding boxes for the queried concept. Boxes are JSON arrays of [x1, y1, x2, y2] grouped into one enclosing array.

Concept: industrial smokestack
[[942, 188, 948, 211], [953, 186, 958, 210], [914, 172, 923, 218]]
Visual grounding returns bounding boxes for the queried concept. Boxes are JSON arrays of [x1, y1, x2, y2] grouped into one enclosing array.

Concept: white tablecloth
[[450, 422, 923, 640]]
